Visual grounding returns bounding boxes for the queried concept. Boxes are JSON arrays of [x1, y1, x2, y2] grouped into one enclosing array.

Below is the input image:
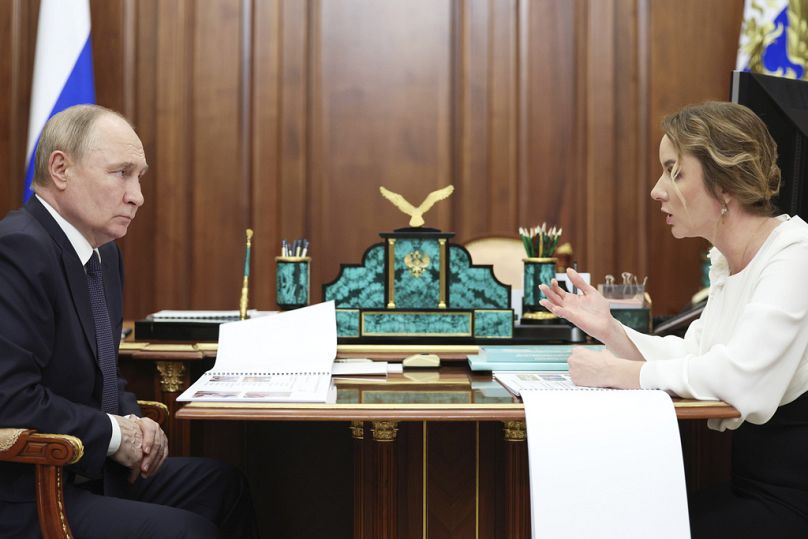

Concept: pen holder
[[522, 257, 557, 322], [276, 256, 310, 310]]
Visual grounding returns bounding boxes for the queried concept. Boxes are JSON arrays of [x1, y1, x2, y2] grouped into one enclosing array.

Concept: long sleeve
[[0, 231, 112, 476], [629, 229, 808, 430]]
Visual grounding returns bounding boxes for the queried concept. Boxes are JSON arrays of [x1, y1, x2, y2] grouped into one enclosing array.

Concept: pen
[[572, 261, 578, 295], [301, 239, 309, 257]]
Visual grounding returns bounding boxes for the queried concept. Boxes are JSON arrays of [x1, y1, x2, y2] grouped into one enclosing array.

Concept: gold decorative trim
[[521, 311, 557, 321], [185, 402, 527, 409], [156, 361, 186, 393], [350, 420, 364, 440], [57, 468, 70, 538], [371, 420, 399, 442], [422, 422, 428, 538], [360, 310, 473, 337], [387, 239, 396, 308], [404, 250, 430, 277], [503, 420, 526, 442], [274, 256, 311, 262], [475, 421, 479, 539], [522, 257, 558, 263], [439, 238, 447, 309]]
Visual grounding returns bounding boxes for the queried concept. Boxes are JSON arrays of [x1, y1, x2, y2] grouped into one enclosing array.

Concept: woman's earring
[[720, 203, 728, 216]]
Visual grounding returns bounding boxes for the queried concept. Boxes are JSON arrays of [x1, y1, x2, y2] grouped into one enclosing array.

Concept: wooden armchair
[[0, 400, 169, 539]]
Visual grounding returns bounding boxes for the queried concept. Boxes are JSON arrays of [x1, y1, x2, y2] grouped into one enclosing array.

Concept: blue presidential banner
[[737, 0, 808, 80], [23, 0, 95, 202]]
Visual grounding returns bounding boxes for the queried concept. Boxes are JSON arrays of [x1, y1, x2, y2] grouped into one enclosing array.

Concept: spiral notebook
[[493, 371, 607, 395], [177, 301, 337, 403]]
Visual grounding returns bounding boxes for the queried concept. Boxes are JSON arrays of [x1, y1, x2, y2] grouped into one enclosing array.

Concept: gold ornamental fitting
[[522, 257, 558, 263], [275, 256, 311, 262]]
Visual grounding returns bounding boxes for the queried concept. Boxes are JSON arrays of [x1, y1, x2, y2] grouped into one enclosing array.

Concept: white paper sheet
[[214, 301, 336, 374], [521, 390, 690, 539]]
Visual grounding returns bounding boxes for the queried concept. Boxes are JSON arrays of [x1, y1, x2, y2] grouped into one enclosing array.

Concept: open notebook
[[177, 302, 337, 403]]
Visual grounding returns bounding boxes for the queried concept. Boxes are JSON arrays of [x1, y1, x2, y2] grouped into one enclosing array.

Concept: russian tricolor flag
[[23, 0, 95, 202]]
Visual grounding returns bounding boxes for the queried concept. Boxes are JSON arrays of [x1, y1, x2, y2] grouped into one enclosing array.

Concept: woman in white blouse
[[540, 101, 808, 538]]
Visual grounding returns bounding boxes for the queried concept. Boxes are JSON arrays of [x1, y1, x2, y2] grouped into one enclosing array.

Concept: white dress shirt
[[626, 214, 808, 431]]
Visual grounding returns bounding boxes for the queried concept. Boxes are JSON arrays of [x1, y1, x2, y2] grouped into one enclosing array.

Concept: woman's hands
[[568, 347, 642, 389], [539, 268, 616, 342]]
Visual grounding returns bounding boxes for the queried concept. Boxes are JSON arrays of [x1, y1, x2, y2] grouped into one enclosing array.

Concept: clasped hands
[[111, 415, 169, 483]]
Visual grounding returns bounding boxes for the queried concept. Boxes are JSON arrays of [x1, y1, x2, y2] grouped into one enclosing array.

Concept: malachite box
[[323, 228, 513, 341], [276, 256, 310, 310]]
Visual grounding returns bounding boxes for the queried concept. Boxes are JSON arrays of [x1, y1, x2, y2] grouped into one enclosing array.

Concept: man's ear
[[48, 151, 71, 191]]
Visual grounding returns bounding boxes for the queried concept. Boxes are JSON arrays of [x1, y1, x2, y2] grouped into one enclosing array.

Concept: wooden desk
[[120, 345, 738, 539]]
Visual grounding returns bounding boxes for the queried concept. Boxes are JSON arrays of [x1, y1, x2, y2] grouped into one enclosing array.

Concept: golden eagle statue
[[378, 185, 454, 227]]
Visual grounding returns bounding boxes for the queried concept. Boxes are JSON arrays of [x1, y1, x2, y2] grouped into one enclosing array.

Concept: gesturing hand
[[539, 268, 614, 341]]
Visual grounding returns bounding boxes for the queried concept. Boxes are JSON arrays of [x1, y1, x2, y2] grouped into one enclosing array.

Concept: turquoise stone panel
[[276, 260, 309, 307], [611, 308, 651, 334], [336, 309, 360, 337], [323, 244, 385, 308], [523, 261, 555, 309], [473, 310, 513, 338], [361, 311, 472, 337], [393, 238, 441, 308], [448, 246, 509, 309]]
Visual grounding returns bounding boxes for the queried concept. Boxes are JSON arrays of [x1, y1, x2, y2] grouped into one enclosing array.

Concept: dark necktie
[[85, 253, 119, 414]]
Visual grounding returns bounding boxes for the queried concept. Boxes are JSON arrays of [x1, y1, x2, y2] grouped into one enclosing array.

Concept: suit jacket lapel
[[24, 197, 98, 359]]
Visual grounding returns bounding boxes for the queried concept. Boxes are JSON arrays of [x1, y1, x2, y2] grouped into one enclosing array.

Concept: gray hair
[[33, 104, 130, 186]]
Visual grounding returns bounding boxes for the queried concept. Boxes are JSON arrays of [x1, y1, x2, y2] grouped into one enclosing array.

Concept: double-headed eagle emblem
[[378, 185, 455, 227]]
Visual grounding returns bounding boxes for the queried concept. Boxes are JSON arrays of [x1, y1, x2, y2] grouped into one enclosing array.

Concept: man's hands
[[111, 415, 169, 483]]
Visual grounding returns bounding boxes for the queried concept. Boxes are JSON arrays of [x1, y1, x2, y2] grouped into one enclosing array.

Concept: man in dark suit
[[0, 105, 257, 538]]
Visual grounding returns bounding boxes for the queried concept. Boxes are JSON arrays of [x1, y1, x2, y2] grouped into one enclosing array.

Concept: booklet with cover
[[468, 344, 604, 371], [177, 301, 337, 403], [493, 371, 607, 395]]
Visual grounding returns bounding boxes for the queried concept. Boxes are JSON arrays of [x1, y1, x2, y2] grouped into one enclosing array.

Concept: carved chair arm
[[0, 428, 83, 466], [137, 400, 169, 426]]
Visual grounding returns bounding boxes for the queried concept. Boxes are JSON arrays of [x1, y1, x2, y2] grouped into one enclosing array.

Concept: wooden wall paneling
[[614, 0, 649, 280], [144, 0, 195, 316], [90, 0, 125, 113], [0, 0, 37, 214], [454, 0, 491, 242], [517, 0, 582, 265], [312, 0, 453, 301], [278, 0, 309, 299], [646, 0, 745, 314], [488, 0, 520, 239], [582, 0, 618, 283], [191, 0, 247, 309], [251, 0, 281, 309], [0, 0, 16, 211]]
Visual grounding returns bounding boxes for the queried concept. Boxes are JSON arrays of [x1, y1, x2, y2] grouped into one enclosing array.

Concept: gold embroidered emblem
[[404, 250, 430, 277]]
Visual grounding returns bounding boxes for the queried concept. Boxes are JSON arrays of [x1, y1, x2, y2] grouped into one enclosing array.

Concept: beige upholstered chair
[[463, 236, 525, 289], [0, 400, 169, 539]]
